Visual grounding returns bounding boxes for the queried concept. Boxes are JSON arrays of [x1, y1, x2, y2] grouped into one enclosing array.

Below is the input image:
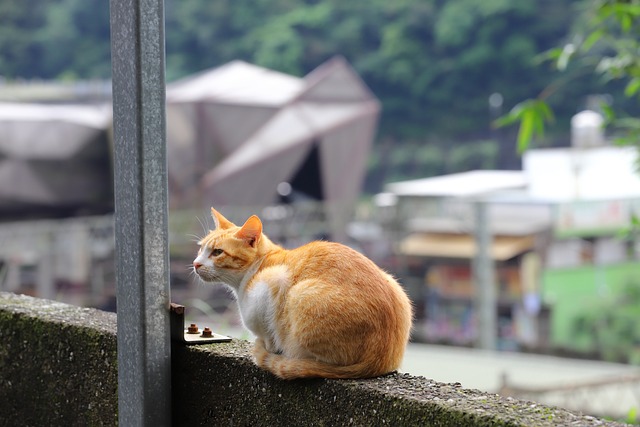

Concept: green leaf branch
[[495, 0, 640, 154], [494, 99, 554, 153]]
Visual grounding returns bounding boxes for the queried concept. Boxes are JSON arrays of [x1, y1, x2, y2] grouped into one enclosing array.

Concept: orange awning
[[398, 233, 535, 261]]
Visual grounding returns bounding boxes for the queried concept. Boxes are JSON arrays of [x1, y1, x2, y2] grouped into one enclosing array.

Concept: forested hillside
[[0, 0, 628, 186]]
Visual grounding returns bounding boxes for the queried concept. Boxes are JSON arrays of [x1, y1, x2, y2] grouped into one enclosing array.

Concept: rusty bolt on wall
[[186, 323, 212, 338]]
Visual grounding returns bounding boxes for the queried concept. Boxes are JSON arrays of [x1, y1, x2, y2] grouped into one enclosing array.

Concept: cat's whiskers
[[187, 266, 201, 286], [187, 233, 203, 243], [195, 215, 211, 239], [186, 263, 197, 274]]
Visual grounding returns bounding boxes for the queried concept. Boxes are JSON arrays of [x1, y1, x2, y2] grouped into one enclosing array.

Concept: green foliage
[[0, 0, 48, 78], [448, 140, 499, 171], [415, 145, 447, 177], [617, 213, 640, 246], [497, 0, 640, 153], [495, 100, 554, 152], [571, 280, 640, 364], [23, 0, 111, 79], [0, 0, 595, 142]]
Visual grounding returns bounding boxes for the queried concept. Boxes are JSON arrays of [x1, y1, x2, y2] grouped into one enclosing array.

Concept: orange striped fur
[[193, 208, 413, 380]]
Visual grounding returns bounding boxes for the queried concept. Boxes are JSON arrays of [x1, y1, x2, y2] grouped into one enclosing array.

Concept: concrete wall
[[0, 292, 627, 426], [0, 292, 117, 425]]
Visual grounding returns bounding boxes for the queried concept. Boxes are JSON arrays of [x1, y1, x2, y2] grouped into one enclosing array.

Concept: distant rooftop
[[524, 146, 640, 201], [0, 80, 111, 103], [385, 170, 527, 198], [166, 60, 305, 106], [386, 146, 640, 202]]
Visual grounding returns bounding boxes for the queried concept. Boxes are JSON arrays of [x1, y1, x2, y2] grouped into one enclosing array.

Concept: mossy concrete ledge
[[0, 293, 627, 426], [0, 292, 118, 426]]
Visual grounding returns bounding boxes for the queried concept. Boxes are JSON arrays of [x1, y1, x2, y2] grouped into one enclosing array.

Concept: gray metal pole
[[36, 232, 55, 300], [473, 201, 497, 350], [109, 0, 171, 425]]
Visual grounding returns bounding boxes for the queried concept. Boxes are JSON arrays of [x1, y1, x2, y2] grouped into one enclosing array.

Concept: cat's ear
[[211, 207, 234, 230], [235, 215, 262, 248]]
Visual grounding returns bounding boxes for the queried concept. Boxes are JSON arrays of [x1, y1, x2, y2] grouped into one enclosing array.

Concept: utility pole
[[110, 0, 172, 424], [473, 201, 497, 350]]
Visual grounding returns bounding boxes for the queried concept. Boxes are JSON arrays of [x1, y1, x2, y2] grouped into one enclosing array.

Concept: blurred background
[[1, 0, 639, 422]]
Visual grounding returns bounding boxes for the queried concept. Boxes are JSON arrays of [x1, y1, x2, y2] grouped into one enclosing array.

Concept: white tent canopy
[[167, 60, 304, 106], [166, 57, 380, 215], [0, 102, 112, 216]]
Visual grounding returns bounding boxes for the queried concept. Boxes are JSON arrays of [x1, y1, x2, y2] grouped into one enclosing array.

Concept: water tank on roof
[[571, 110, 605, 148]]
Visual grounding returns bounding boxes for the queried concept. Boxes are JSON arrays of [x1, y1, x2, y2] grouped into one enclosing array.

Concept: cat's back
[[288, 240, 375, 268], [277, 240, 394, 288]]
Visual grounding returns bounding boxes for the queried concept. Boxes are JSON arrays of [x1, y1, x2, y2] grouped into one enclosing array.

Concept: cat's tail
[[252, 340, 392, 380]]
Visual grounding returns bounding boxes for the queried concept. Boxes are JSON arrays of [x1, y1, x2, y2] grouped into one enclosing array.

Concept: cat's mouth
[[194, 266, 216, 281], [194, 265, 234, 285]]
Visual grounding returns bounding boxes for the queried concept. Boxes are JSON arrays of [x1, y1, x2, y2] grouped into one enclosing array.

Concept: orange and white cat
[[193, 208, 412, 380]]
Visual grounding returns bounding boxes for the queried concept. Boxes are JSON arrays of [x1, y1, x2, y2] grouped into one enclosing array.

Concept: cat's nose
[[193, 262, 203, 270]]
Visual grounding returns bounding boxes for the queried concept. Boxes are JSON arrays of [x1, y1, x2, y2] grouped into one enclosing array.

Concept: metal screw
[[201, 327, 213, 338], [187, 323, 199, 334]]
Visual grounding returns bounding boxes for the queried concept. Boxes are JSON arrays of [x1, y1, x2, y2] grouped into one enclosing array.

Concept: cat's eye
[[211, 248, 224, 257]]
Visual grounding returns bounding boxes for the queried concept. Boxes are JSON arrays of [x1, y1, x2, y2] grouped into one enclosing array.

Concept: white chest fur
[[239, 281, 275, 337], [236, 265, 290, 353]]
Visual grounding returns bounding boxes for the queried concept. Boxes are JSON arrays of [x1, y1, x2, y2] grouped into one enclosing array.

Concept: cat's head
[[192, 208, 265, 286]]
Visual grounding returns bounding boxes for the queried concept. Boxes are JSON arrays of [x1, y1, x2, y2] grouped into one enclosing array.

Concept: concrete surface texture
[[402, 343, 640, 419], [0, 292, 631, 426]]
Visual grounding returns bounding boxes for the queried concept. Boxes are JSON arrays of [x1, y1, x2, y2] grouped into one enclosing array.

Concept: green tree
[[0, 0, 111, 80], [497, 0, 640, 153], [0, 0, 48, 78], [215, 0, 584, 139], [572, 280, 640, 364], [0, 0, 612, 144], [38, 0, 111, 79]]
